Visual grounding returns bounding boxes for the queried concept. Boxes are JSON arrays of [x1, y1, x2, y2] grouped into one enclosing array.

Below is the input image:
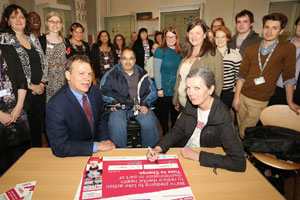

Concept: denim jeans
[[108, 109, 159, 148]]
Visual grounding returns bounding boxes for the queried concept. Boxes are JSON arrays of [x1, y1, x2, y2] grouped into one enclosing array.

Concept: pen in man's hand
[[148, 146, 158, 164]]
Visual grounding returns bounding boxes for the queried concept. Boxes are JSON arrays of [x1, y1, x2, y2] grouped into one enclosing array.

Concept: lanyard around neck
[[258, 40, 279, 75]]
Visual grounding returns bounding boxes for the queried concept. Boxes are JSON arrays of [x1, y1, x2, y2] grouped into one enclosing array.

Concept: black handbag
[[243, 125, 300, 163], [0, 112, 31, 152]]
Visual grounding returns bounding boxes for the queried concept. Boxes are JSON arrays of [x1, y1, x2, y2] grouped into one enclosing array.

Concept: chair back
[[260, 105, 300, 132]]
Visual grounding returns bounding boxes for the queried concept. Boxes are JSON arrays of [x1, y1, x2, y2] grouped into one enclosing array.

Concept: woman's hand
[[181, 148, 200, 161], [147, 146, 162, 162], [10, 104, 22, 123], [174, 104, 180, 111], [0, 111, 12, 126], [157, 90, 164, 97], [28, 83, 44, 95]]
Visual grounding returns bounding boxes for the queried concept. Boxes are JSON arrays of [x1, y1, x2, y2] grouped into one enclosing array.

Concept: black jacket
[[157, 96, 246, 172], [0, 44, 27, 100], [132, 39, 154, 68]]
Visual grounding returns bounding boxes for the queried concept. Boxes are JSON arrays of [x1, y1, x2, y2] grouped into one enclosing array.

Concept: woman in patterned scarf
[[0, 4, 48, 147]]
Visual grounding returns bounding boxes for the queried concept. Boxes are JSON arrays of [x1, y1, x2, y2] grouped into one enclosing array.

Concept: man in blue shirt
[[46, 54, 115, 157]]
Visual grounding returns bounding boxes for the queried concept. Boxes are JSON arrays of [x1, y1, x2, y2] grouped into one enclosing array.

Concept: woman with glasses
[[153, 27, 181, 135], [211, 17, 225, 31], [214, 26, 242, 109], [0, 4, 48, 147], [39, 12, 67, 102]]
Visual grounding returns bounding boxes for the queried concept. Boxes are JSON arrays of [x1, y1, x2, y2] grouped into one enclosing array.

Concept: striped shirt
[[222, 48, 242, 90]]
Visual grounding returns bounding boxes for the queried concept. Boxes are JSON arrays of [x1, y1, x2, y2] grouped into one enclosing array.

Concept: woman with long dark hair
[[113, 34, 126, 64], [173, 19, 223, 110], [0, 4, 48, 147], [91, 30, 116, 83], [132, 28, 154, 68], [153, 27, 181, 135]]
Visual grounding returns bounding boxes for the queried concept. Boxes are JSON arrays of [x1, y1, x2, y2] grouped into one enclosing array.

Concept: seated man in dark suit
[[46, 54, 115, 157]]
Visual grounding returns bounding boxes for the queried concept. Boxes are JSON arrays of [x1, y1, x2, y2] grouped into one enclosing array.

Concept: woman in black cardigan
[[132, 28, 154, 68], [0, 44, 31, 175]]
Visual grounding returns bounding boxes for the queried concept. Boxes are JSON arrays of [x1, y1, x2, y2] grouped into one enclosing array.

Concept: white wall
[[98, 0, 270, 36]]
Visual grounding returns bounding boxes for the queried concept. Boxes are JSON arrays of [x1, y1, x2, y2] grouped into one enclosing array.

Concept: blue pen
[[148, 146, 158, 164]]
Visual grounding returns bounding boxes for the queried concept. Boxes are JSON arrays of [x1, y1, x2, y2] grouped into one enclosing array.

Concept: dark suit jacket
[[46, 84, 109, 157]]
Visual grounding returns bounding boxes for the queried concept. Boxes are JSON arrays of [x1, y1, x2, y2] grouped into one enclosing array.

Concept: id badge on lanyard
[[255, 40, 279, 86], [0, 62, 11, 97]]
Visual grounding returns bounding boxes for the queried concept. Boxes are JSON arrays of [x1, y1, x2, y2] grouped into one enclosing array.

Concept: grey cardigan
[[173, 50, 224, 106]]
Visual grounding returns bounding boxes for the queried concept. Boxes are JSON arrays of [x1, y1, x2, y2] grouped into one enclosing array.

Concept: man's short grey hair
[[186, 67, 216, 89]]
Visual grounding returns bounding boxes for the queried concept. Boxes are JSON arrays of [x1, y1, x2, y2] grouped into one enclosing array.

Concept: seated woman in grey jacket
[[147, 67, 246, 172]]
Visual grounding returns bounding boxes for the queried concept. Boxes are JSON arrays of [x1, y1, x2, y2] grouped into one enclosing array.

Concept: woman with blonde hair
[[153, 27, 181, 135], [39, 12, 67, 102], [173, 19, 223, 110]]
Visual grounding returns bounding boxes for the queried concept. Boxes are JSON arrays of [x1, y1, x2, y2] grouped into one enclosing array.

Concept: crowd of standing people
[[0, 3, 299, 176]]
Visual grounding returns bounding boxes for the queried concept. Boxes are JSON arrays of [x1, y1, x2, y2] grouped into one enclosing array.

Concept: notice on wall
[[75, 155, 194, 200], [74, 0, 88, 41]]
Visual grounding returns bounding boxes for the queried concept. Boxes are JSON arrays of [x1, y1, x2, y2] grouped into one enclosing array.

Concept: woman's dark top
[[0, 44, 27, 112], [65, 38, 92, 61], [91, 44, 117, 80], [132, 39, 154, 68], [24, 47, 42, 85], [157, 96, 246, 172]]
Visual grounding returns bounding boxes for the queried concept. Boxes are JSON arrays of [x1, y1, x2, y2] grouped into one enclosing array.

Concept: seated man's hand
[[139, 106, 148, 115], [146, 146, 162, 162], [181, 148, 200, 161], [98, 140, 115, 151], [110, 103, 120, 112], [288, 102, 300, 115]]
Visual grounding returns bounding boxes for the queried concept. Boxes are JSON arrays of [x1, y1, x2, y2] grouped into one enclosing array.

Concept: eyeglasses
[[48, 20, 61, 25], [121, 57, 135, 61]]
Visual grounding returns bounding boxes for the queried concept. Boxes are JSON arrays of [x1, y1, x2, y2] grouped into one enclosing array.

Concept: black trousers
[[158, 96, 179, 135], [269, 86, 299, 106], [0, 141, 31, 176], [220, 89, 234, 109], [26, 91, 46, 147]]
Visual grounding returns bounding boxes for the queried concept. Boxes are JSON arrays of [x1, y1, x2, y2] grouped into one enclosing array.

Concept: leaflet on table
[[77, 157, 103, 200], [75, 155, 194, 200], [0, 181, 36, 200]]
